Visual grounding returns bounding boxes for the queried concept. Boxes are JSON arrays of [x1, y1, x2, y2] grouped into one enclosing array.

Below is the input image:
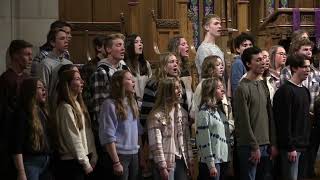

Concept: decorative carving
[[155, 19, 180, 28], [70, 22, 122, 32], [301, 15, 314, 25]]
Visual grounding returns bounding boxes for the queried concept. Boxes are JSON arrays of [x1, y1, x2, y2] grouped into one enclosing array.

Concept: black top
[[273, 80, 311, 152], [11, 107, 51, 156]]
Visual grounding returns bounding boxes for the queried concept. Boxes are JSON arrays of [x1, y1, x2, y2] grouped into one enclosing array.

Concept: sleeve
[[146, 61, 153, 78], [147, 115, 167, 169], [39, 63, 51, 88], [234, 85, 259, 150], [140, 80, 157, 128], [230, 60, 245, 96], [58, 104, 91, 170], [196, 110, 215, 169], [98, 100, 118, 146], [195, 46, 211, 76], [273, 87, 295, 151], [86, 126, 98, 165], [280, 67, 291, 85], [90, 70, 109, 119], [11, 110, 26, 154]]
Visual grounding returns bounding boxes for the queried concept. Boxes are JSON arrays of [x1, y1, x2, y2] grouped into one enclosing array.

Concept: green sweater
[[234, 78, 271, 150]]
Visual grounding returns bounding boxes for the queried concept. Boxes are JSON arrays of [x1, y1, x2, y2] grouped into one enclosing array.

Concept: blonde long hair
[[57, 70, 90, 130], [110, 70, 139, 120], [20, 78, 48, 151], [154, 52, 180, 81], [199, 78, 221, 109]]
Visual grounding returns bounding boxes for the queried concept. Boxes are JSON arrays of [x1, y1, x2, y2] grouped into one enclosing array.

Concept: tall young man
[[0, 40, 33, 179], [195, 14, 223, 78], [273, 54, 311, 180], [234, 47, 276, 180]]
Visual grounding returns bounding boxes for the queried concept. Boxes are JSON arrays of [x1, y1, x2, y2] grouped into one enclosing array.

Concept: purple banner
[[315, 8, 320, 49], [292, 8, 301, 31]]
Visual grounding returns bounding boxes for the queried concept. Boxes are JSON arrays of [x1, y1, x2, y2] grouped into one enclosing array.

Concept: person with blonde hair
[[99, 70, 140, 180], [55, 70, 97, 180], [147, 77, 189, 180], [12, 78, 51, 180]]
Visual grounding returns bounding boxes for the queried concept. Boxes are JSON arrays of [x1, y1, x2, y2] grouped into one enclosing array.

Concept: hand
[[249, 148, 261, 164], [209, 167, 218, 177], [113, 163, 124, 176], [84, 165, 93, 175], [17, 170, 27, 180], [160, 168, 169, 180], [288, 150, 297, 162], [270, 146, 278, 160]]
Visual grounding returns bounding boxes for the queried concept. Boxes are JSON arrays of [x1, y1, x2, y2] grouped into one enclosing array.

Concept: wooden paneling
[[93, 0, 129, 22], [59, 0, 92, 21], [158, 0, 176, 19]]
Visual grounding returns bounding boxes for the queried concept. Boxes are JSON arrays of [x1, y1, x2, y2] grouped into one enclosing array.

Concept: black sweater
[[273, 80, 311, 152]]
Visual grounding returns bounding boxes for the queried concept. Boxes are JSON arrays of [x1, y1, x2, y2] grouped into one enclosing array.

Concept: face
[[107, 38, 125, 61], [16, 47, 33, 70], [70, 72, 84, 95], [62, 26, 72, 41], [174, 80, 182, 101], [215, 80, 225, 101], [166, 55, 179, 77], [275, 47, 286, 67], [36, 80, 46, 104], [134, 36, 143, 55], [293, 60, 310, 81], [262, 50, 270, 70], [123, 72, 135, 94], [53, 31, 68, 52], [205, 18, 222, 37], [236, 40, 253, 55], [213, 58, 225, 78], [301, 32, 309, 39], [246, 52, 265, 75], [298, 45, 312, 59], [178, 38, 189, 57]]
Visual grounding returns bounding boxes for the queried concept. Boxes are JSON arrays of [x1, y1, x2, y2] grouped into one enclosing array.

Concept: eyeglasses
[[276, 52, 287, 56]]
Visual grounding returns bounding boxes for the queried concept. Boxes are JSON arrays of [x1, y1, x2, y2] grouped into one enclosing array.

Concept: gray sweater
[[234, 78, 271, 150]]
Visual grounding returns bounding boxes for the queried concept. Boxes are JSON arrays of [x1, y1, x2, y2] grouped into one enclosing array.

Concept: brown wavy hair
[[57, 70, 90, 130], [20, 78, 48, 151], [199, 77, 221, 109], [150, 77, 180, 123], [154, 52, 180, 81], [110, 70, 139, 120]]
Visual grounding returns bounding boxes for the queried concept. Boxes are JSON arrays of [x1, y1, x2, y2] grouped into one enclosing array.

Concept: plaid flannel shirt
[[147, 105, 188, 170], [90, 60, 127, 121]]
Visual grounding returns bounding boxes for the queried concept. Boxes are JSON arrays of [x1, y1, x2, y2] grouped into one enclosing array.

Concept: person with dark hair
[[195, 14, 223, 78], [55, 70, 97, 180], [31, 20, 72, 76], [124, 34, 152, 108], [0, 39, 33, 178], [234, 47, 276, 180], [273, 54, 311, 180], [81, 35, 107, 117], [230, 32, 254, 96], [36, 29, 73, 115], [12, 78, 51, 180]]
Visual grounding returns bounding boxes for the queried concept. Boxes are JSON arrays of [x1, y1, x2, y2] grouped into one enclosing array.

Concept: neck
[[275, 65, 282, 74], [107, 57, 120, 67], [10, 62, 24, 75], [290, 75, 303, 86], [246, 71, 262, 81], [203, 33, 216, 44], [97, 53, 105, 60], [53, 48, 64, 57]]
